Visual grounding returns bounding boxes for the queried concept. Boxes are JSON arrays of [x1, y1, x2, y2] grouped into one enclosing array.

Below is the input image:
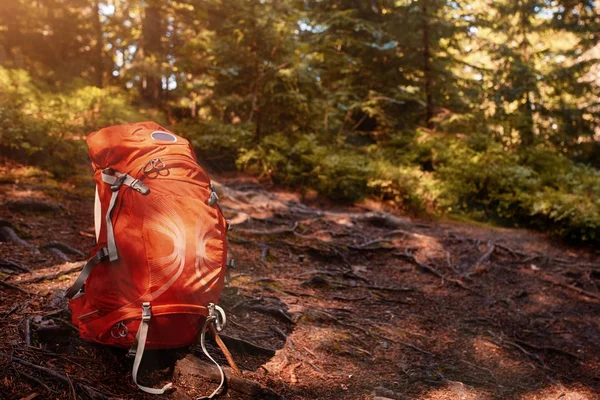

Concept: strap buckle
[[141, 302, 152, 322], [110, 173, 127, 192], [207, 303, 226, 332], [207, 191, 219, 206]]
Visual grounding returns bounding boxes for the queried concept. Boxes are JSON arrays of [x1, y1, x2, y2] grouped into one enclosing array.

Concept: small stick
[[65, 373, 76, 400], [14, 368, 53, 393], [210, 325, 242, 377], [24, 318, 31, 346]]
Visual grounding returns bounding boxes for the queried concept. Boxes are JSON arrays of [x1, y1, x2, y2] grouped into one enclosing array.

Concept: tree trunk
[[422, 0, 434, 129], [141, 2, 163, 106], [518, 0, 535, 146], [92, 0, 104, 88]]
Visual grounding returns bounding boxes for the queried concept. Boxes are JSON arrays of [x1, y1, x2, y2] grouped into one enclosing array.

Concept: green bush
[[176, 119, 255, 170], [0, 66, 152, 177]]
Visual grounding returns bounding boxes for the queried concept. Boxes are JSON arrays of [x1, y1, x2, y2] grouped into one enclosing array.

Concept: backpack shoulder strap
[[65, 247, 109, 299]]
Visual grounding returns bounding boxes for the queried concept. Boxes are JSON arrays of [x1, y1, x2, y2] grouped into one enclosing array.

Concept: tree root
[[0, 259, 32, 273], [538, 275, 600, 301], [15, 263, 83, 285], [0, 351, 110, 399], [395, 251, 473, 292], [5, 199, 61, 213], [174, 354, 283, 399], [0, 279, 36, 295], [0, 226, 38, 253], [232, 301, 294, 324], [217, 334, 277, 357], [233, 222, 299, 236], [45, 248, 71, 262], [41, 242, 84, 257], [471, 240, 495, 271]]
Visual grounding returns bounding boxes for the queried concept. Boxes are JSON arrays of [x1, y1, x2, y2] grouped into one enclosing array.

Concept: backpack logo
[[195, 220, 222, 288], [146, 198, 186, 300]]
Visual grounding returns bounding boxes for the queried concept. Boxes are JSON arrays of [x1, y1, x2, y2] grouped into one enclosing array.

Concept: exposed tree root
[[15, 263, 83, 285], [174, 354, 283, 399], [40, 242, 84, 257], [234, 222, 298, 236], [231, 301, 293, 324], [0, 279, 36, 295], [0, 226, 37, 251], [5, 199, 61, 213], [217, 334, 277, 357], [0, 351, 110, 399], [538, 275, 600, 301], [0, 259, 32, 273], [45, 248, 71, 262], [470, 240, 495, 271]]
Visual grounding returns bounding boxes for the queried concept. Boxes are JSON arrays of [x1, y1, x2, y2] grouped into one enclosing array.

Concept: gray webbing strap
[[131, 303, 173, 395], [196, 303, 226, 400], [64, 248, 109, 299], [105, 190, 119, 261], [101, 170, 150, 261], [101, 170, 150, 195]]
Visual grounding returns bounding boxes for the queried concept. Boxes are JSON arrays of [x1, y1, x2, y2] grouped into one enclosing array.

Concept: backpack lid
[[86, 121, 195, 171]]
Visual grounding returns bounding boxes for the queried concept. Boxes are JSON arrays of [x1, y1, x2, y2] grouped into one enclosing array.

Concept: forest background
[[0, 0, 599, 243]]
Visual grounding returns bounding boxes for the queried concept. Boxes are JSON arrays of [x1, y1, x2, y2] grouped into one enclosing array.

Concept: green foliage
[[0, 67, 151, 177]]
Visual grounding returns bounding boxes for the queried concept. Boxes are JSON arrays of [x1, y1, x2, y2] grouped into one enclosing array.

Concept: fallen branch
[[210, 326, 242, 377], [0, 351, 109, 399], [175, 354, 283, 399]]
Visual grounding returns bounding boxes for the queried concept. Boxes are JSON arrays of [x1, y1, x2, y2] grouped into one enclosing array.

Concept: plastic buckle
[[141, 302, 152, 322], [227, 258, 236, 269], [207, 303, 226, 332], [110, 174, 127, 192], [207, 191, 219, 206]]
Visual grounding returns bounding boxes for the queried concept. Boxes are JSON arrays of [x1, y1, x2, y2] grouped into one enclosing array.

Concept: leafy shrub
[[176, 119, 255, 170], [0, 66, 152, 177]]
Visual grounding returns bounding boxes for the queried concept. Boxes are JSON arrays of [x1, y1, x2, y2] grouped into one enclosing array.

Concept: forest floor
[[0, 158, 599, 400]]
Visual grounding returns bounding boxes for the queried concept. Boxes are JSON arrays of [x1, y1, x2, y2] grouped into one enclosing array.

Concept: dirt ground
[[0, 159, 599, 400]]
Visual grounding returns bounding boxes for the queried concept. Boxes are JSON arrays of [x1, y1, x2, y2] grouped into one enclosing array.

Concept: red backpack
[[67, 122, 228, 395]]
